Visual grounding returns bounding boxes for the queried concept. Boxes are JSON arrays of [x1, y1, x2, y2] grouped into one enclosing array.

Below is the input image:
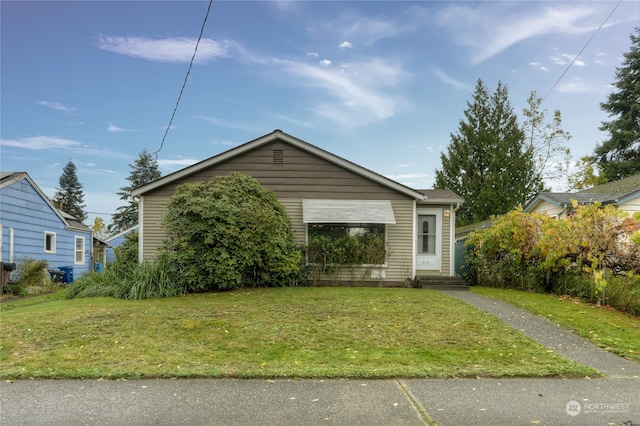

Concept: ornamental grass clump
[[3, 257, 57, 297], [65, 260, 183, 300]]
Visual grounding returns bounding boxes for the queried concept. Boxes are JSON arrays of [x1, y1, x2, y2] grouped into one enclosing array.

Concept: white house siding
[[529, 202, 567, 219], [619, 198, 640, 215]]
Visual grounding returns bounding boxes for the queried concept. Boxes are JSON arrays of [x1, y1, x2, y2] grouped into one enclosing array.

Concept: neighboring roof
[[131, 130, 440, 202], [1, 171, 91, 233], [579, 173, 640, 205], [106, 225, 139, 243], [455, 218, 495, 240], [93, 236, 113, 248], [523, 173, 640, 212], [417, 189, 464, 204]]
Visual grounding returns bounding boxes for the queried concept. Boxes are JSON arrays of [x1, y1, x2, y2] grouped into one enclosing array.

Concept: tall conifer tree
[[109, 149, 161, 234], [52, 160, 87, 222], [435, 79, 541, 226], [594, 28, 640, 181]]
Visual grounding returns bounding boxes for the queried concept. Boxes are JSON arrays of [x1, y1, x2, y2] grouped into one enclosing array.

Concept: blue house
[[0, 172, 93, 280], [105, 225, 138, 263]]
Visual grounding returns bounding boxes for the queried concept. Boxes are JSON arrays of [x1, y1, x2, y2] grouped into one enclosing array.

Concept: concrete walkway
[[1, 291, 638, 425]]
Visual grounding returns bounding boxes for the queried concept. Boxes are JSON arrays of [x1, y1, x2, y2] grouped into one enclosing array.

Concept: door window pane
[[418, 215, 436, 255]]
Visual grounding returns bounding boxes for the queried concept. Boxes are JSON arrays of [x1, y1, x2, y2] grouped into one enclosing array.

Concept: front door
[[416, 209, 441, 271]]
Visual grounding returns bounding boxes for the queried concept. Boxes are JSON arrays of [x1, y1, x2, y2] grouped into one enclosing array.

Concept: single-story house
[[131, 130, 463, 286], [0, 172, 93, 280], [523, 173, 640, 218], [105, 225, 138, 263]]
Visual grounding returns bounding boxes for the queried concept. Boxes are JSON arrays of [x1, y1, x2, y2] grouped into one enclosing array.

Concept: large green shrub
[[107, 230, 139, 276], [465, 203, 640, 314], [160, 173, 301, 291]]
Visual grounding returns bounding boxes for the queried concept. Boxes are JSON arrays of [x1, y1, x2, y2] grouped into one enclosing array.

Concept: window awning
[[302, 199, 396, 224]]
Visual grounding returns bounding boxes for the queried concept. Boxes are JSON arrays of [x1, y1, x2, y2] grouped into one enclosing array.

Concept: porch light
[[443, 210, 451, 218]]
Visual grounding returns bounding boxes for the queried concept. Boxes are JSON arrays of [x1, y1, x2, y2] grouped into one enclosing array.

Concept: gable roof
[[579, 173, 640, 205], [106, 225, 139, 243], [1, 171, 91, 233], [132, 130, 460, 202], [523, 173, 640, 212]]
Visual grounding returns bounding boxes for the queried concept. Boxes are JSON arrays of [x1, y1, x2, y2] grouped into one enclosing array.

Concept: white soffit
[[302, 199, 396, 224]]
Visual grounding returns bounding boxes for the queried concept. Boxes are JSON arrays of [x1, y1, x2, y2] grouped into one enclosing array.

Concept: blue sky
[[1, 1, 638, 227]]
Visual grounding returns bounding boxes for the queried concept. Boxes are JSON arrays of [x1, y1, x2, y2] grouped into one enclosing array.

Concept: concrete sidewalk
[[1, 291, 638, 425], [1, 377, 638, 425]]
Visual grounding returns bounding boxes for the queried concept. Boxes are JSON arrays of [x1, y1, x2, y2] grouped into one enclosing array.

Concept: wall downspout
[[450, 203, 461, 276]]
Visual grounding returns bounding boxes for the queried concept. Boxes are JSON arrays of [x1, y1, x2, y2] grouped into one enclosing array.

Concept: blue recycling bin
[[59, 266, 74, 284], [94, 263, 104, 272]]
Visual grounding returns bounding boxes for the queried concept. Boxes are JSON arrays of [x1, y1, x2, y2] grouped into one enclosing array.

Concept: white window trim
[[74, 236, 85, 265], [44, 231, 57, 254]]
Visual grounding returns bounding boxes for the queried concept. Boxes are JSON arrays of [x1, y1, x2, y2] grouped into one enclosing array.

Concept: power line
[[153, 0, 214, 158], [542, 0, 623, 103]]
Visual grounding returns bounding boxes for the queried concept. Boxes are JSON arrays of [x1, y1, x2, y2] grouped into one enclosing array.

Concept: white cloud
[[432, 68, 470, 90], [193, 115, 264, 132], [556, 78, 599, 94], [0, 136, 82, 150], [276, 57, 409, 126], [319, 59, 332, 66], [387, 173, 430, 180], [97, 36, 233, 63], [342, 16, 400, 46], [339, 41, 352, 49], [306, 52, 319, 58], [36, 100, 76, 114], [157, 158, 200, 170], [529, 62, 549, 72], [551, 53, 586, 67], [106, 122, 132, 133], [436, 3, 602, 64]]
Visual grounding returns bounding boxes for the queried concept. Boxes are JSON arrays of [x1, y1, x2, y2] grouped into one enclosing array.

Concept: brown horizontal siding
[[146, 141, 408, 200]]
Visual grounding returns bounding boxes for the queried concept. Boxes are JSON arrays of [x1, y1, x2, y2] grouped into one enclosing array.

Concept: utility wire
[[154, 0, 214, 158], [542, 0, 622, 103]]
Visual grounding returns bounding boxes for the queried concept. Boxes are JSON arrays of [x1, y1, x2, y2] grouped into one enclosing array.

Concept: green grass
[[471, 287, 640, 363], [0, 287, 596, 380]]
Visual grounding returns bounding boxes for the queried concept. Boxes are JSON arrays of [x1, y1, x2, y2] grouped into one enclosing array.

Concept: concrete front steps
[[416, 276, 469, 291]]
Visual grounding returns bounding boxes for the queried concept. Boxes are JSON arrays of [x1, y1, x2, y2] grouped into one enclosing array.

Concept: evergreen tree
[[109, 149, 161, 234], [52, 160, 87, 222], [435, 79, 542, 226], [593, 27, 640, 181]]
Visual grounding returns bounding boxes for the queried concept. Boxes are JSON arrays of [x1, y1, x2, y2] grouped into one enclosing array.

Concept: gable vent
[[273, 149, 284, 166]]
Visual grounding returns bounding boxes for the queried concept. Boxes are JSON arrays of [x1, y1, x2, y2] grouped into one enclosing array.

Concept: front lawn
[[0, 287, 595, 379], [472, 287, 640, 364]]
